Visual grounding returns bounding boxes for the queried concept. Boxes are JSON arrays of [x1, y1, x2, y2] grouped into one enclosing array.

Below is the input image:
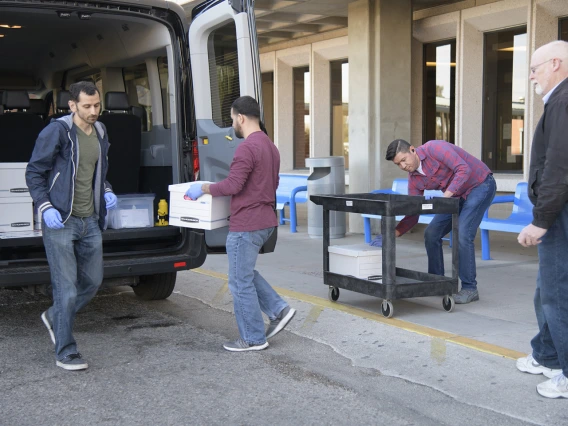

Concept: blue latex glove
[[105, 192, 118, 210], [369, 234, 382, 247], [43, 208, 64, 229], [185, 183, 204, 200]]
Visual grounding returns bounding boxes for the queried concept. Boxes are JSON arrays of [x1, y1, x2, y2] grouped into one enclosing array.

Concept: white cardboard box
[[328, 244, 382, 280], [168, 181, 230, 230], [0, 163, 31, 198], [0, 197, 34, 233]]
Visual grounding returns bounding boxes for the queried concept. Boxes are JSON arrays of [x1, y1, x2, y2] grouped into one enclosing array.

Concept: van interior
[[0, 7, 191, 261]]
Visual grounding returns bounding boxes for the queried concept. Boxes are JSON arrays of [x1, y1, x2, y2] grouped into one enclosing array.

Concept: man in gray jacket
[[26, 81, 117, 371], [516, 40, 568, 398]]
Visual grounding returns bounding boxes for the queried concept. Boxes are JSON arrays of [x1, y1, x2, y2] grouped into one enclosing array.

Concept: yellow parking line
[[192, 268, 525, 360]]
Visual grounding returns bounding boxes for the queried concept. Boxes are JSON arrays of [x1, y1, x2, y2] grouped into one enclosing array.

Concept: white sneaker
[[516, 354, 562, 379], [537, 373, 568, 399]]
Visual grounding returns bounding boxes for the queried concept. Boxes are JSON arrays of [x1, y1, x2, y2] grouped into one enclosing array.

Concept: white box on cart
[[0, 162, 31, 198], [328, 244, 382, 280], [168, 182, 230, 230], [0, 197, 34, 233]]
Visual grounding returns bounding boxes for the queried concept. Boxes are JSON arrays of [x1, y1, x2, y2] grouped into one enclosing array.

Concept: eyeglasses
[[530, 58, 561, 74]]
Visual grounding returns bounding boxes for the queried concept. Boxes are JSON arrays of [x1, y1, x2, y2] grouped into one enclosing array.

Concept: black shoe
[[266, 306, 296, 339], [56, 353, 88, 371]]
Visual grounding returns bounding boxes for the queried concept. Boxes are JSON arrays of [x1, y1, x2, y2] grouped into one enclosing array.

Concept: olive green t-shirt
[[72, 125, 100, 217]]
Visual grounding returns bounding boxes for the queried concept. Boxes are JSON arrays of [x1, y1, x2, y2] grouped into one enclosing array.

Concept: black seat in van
[[45, 90, 71, 123], [0, 90, 45, 162], [98, 92, 142, 194]]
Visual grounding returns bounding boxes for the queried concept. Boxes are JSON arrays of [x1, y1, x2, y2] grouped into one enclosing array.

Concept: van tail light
[[192, 139, 200, 181]]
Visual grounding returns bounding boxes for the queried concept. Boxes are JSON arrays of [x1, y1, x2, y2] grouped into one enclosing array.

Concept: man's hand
[[185, 183, 204, 200], [104, 192, 118, 210], [43, 208, 64, 229], [517, 224, 547, 247], [443, 190, 454, 198]]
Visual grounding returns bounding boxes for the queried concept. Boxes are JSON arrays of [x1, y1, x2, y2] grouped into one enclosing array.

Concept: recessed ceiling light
[[0, 34, 4, 38], [0, 24, 22, 29]]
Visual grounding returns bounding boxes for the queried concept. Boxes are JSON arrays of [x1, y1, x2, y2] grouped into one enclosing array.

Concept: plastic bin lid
[[116, 193, 155, 199], [328, 244, 382, 257]]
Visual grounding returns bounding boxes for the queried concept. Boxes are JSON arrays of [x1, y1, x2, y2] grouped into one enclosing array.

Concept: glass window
[[330, 60, 349, 169], [482, 27, 527, 172], [294, 67, 310, 169], [423, 40, 456, 144], [158, 57, 171, 129], [561, 18, 568, 41], [208, 22, 240, 128], [262, 72, 274, 141], [124, 63, 152, 132]]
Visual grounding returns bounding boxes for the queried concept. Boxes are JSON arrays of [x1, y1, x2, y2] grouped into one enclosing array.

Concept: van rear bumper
[[0, 231, 207, 288]]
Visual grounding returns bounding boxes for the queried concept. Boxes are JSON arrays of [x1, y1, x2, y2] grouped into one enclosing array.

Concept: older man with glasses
[[516, 40, 568, 399]]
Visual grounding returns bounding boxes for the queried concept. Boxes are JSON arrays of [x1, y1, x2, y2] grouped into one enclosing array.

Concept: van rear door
[[188, 0, 263, 249]]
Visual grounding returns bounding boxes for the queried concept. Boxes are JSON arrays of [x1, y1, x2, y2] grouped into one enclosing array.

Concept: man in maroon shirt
[[385, 139, 496, 304], [185, 96, 295, 351]]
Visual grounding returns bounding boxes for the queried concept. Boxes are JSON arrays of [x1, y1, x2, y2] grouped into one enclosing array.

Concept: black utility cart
[[310, 192, 460, 318]]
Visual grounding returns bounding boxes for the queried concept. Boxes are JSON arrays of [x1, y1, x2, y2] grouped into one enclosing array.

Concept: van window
[[158, 57, 170, 129], [208, 21, 240, 128], [75, 71, 103, 98], [124, 63, 152, 131]]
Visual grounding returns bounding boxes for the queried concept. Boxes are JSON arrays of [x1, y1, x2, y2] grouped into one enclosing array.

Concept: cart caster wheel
[[381, 300, 394, 318], [328, 287, 340, 302], [442, 295, 455, 312]]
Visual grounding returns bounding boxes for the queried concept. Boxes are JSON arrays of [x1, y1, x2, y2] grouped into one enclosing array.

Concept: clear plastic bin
[[107, 194, 155, 229]]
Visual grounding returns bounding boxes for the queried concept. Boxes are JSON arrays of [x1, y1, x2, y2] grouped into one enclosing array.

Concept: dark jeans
[[43, 215, 103, 360], [424, 174, 496, 291], [532, 203, 568, 376]]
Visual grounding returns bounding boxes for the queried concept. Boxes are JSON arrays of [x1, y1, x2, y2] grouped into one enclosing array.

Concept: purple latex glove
[[43, 208, 64, 229], [185, 183, 204, 200], [105, 192, 117, 210]]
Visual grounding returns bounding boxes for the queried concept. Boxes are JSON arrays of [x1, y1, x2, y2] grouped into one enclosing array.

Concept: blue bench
[[480, 182, 531, 260], [362, 178, 446, 244], [276, 174, 308, 233]]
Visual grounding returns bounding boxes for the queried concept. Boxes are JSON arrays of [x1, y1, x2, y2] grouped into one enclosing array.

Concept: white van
[[0, 0, 267, 299]]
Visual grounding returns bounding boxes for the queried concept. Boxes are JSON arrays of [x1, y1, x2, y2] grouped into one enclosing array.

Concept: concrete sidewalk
[[201, 208, 540, 356]]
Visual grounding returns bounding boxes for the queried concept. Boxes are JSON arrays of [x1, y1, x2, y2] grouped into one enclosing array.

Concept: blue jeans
[[226, 228, 288, 345], [424, 174, 496, 291], [43, 215, 103, 360], [531, 203, 568, 376]]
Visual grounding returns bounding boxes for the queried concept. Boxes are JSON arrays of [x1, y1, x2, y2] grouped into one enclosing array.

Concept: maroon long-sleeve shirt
[[209, 131, 280, 232]]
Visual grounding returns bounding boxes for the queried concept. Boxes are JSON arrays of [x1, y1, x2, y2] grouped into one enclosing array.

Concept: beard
[[234, 124, 244, 139], [534, 83, 543, 96]]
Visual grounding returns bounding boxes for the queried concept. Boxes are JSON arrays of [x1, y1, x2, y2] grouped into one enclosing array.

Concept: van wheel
[[132, 272, 177, 300]]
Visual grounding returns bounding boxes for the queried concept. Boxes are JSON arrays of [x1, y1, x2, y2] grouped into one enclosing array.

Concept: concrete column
[[525, 0, 562, 181], [274, 59, 293, 171], [348, 0, 412, 233], [311, 51, 331, 158]]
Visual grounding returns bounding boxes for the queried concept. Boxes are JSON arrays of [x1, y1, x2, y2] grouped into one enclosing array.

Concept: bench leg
[[364, 217, 371, 243], [279, 208, 286, 225], [481, 229, 491, 260], [290, 200, 297, 233]]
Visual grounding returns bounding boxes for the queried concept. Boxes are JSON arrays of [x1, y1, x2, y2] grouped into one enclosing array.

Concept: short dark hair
[[385, 139, 412, 161], [231, 95, 260, 121], [69, 81, 100, 103]]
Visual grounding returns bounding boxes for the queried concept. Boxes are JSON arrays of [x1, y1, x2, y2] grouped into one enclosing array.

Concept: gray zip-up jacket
[[25, 114, 114, 231]]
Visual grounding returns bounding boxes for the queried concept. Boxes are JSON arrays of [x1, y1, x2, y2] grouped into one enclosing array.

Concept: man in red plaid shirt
[[385, 139, 496, 304]]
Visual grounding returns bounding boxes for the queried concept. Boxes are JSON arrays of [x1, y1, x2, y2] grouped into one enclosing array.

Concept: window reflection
[[293, 67, 310, 169], [331, 60, 349, 169], [423, 40, 456, 144], [482, 27, 526, 172]]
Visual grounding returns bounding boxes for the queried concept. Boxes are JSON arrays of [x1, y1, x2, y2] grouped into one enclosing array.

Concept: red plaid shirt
[[396, 140, 491, 236]]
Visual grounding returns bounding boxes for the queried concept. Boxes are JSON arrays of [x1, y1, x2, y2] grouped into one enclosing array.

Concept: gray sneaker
[[453, 289, 479, 304], [41, 311, 55, 345], [266, 306, 296, 339], [56, 353, 88, 371], [223, 338, 269, 352]]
